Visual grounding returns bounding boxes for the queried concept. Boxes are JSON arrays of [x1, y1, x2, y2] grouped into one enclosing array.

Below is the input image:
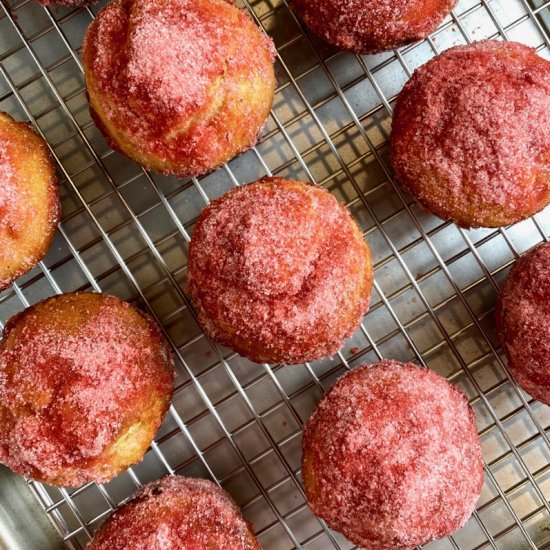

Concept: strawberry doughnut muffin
[[302, 360, 484, 549], [82, 0, 276, 177]]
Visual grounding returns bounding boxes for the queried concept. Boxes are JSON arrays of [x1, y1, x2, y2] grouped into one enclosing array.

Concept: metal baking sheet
[[0, 0, 550, 548]]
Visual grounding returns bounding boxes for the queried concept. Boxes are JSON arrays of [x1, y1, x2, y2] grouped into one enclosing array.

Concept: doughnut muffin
[[82, 0, 276, 178], [187, 177, 373, 365], [302, 360, 484, 550], [496, 242, 550, 405], [0, 292, 174, 487], [87, 476, 259, 549], [0, 111, 60, 291], [291, 0, 456, 54], [390, 40, 550, 228]]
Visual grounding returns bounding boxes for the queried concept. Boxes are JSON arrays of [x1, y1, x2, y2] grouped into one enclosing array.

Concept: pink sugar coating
[[88, 476, 258, 549], [390, 40, 550, 226], [187, 178, 372, 364], [302, 360, 484, 550], [291, 0, 457, 53], [0, 140, 27, 236], [497, 242, 550, 404], [124, 2, 225, 119], [0, 293, 174, 485]]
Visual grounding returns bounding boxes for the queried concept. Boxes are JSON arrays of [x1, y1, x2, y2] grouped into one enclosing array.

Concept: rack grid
[[0, 0, 550, 548]]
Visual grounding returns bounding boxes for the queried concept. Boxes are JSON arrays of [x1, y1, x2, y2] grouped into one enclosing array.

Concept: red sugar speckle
[[291, 0, 457, 54], [0, 142, 25, 236], [187, 177, 373, 365], [302, 360, 484, 550], [496, 242, 550, 405], [88, 476, 259, 549], [390, 40, 550, 228], [0, 293, 174, 486], [118, 1, 228, 123]]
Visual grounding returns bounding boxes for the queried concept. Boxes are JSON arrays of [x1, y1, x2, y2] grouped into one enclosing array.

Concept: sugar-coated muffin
[[496, 242, 550, 405], [0, 292, 174, 487], [390, 40, 550, 228], [302, 360, 484, 550], [87, 476, 259, 549], [187, 177, 373, 365], [82, 0, 276, 178], [291, 0, 456, 54], [0, 111, 60, 291]]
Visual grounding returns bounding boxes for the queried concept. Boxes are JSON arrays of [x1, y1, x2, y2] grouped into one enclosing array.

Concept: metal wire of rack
[[0, 0, 550, 548]]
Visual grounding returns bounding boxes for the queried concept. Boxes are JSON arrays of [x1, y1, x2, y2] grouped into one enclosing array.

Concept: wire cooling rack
[[1, 0, 550, 548]]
